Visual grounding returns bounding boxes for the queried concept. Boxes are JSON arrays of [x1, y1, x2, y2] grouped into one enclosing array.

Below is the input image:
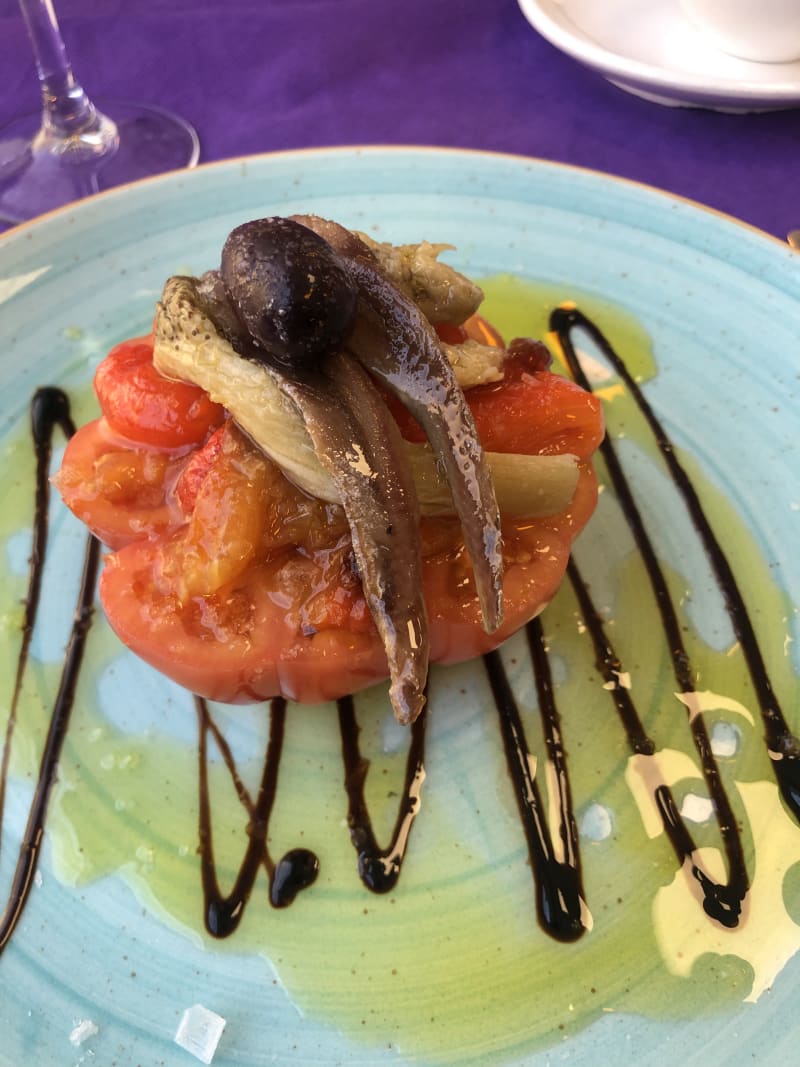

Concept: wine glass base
[[0, 99, 200, 228]]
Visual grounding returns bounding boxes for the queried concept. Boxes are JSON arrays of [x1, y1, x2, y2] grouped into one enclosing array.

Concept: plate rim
[[2, 139, 800, 1067], [0, 143, 795, 257]]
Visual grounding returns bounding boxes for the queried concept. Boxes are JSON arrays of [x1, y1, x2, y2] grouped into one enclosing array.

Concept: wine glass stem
[[19, 0, 117, 150]]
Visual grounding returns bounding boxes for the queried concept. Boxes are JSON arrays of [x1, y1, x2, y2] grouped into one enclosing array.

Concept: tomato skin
[[99, 463, 597, 705], [100, 545, 390, 705], [466, 358, 604, 459], [95, 336, 225, 448], [54, 417, 185, 549]]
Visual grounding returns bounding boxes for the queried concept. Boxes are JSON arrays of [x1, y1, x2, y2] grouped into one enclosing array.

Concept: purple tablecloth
[[0, 0, 797, 238]]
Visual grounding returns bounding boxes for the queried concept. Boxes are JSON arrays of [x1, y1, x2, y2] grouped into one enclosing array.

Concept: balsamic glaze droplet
[[204, 897, 242, 939], [271, 848, 320, 908], [358, 853, 399, 894], [538, 866, 587, 943], [337, 696, 427, 896]]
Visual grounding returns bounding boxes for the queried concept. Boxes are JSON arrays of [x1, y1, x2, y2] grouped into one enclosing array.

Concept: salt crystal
[[174, 1004, 226, 1064], [680, 792, 714, 823], [69, 1020, 98, 1046]]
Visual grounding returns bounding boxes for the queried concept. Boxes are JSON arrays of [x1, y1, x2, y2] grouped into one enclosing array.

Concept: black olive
[[220, 217, 357, 371]]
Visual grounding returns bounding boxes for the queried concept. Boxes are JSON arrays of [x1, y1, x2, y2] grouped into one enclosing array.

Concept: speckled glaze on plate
[[0, 147, 799, 1067]]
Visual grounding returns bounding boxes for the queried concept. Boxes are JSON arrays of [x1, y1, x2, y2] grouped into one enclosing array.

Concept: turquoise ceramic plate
[[1, 147, 799, 1066]]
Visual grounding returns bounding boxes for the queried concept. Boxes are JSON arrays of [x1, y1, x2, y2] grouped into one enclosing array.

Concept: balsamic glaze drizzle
[[0, 388, 100, 951], [337, 695, 427, 893], [1, 312, 796, 954], [196, 695, 318, 933], [552, 306, 796, 926], [484, 625, 587, 942], [554, 309, 797, 779]]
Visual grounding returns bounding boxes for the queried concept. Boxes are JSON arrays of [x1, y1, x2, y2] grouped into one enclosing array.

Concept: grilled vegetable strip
[[219, 218, 429, 723], [409, 447, 578, 519], [154, 277, 579, 518], [291, 215, 504, 634], [313, 354, 428, 722], [354, 233, 484, 325]]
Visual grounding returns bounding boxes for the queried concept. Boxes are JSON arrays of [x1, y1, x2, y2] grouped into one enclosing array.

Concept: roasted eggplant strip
[[154, 277, 580, 518], [217, 218, 430, 722], [347, 304, 503, 633], [270, 356, 428, 723], [291, 214, 504, 634], [354, 233, 484, 325], [322, 355, 428, 721]]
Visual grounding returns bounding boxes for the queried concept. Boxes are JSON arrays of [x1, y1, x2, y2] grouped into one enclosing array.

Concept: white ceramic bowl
[[679, 0, 800, 63]]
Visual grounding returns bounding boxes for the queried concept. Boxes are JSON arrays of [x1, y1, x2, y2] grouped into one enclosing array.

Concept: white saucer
[[517, 0, 800, 110]]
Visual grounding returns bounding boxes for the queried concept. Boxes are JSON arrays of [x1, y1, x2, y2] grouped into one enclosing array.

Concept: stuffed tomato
[[55, 217, 603, 721]]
